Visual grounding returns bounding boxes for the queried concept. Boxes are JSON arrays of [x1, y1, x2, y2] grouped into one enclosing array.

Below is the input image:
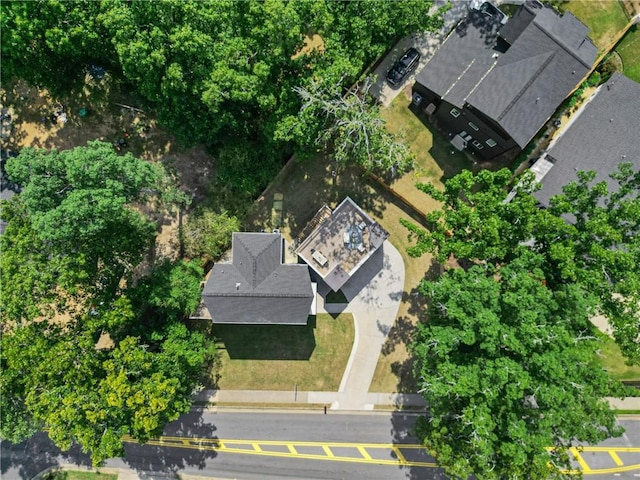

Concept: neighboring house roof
[[202, 232, 314, 325], [415, 1, 597, 148], [534, 72, 640, 207], [295, 197, 389, 292]]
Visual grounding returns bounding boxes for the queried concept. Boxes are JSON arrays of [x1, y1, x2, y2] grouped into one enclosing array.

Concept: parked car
[[386, 47, 421, 87]]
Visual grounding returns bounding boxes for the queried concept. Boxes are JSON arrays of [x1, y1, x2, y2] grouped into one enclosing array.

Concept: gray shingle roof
[[534, 73, 640, 207], [416, 2, 597, 148], [203, 233, 314, 324]]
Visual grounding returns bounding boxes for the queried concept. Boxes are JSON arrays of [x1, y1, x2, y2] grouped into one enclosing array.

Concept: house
[[412, 0, 597, 161], [295, 197, 389, 292], [201, 232, 316, 325], [533, 72, 640, 207]]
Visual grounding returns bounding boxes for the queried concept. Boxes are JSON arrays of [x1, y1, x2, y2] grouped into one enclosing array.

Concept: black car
[[386, 47, 421, 87]]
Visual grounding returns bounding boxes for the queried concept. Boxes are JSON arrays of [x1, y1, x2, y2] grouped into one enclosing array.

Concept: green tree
[[0, 0, 112, 92], [0, 320, 205, 465], [412, 255, 625, 479], [404, 166, 640, 363], [3, 141, 165, 311], [182, 208, 239, 263], [1, 143, 215, 464], [279, 76, 414, 173]]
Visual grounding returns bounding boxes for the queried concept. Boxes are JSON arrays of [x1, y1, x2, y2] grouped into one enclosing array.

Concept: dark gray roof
[[416, 2, 597, 148], [203, 233, 314, 324], [499, 2, 535, 45], [535, 73, 640, 207], [416, 10, 502, 108]]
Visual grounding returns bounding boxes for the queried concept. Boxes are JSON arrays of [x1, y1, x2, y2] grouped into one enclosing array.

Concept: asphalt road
[[2, 411, 639, 480]]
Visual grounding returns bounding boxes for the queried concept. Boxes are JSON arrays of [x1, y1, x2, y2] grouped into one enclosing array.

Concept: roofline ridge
[[497, 50, 555, 122], [531, 14, 594, 69], [204, 292, 313, 298], [233, 232, 283, 288]]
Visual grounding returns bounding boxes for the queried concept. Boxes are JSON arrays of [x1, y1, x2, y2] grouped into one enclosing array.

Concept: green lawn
[[44, 471, 117, 480], [616, 25, 640, 82], [563, 0, 629, 51], [211, 313, 354, 391], [381, 92, 471, 214], [597, 333, 640, 381]]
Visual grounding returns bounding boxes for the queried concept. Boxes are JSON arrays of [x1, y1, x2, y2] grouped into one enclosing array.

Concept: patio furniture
[[312, 250, 328, 267]]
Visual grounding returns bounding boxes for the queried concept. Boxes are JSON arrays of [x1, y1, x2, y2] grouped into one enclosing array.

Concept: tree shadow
[[388, 412, 449, 480], [212, 317, 317, 360], [0, 409, 219, 479], [122, 409, 219, 474], [0, 432, 91, 480]]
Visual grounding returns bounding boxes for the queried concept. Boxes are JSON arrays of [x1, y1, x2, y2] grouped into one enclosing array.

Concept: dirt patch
[[1, 77, 215, 260]]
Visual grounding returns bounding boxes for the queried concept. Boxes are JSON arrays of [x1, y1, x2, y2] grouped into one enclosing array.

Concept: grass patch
[[45, 472, 117, 480], [563, 0, 629, 51], [324, 289, 348, 303], [211, 313, 354, 391], [616, 25, 640, 82], [380, 92, 471, 213], [597, 333, 640, 381]]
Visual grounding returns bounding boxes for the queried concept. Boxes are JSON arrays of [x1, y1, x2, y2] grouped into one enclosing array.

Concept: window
[[486, 138, 497, 147], [468, 121, 479, 131], [472, 140, 484, 150], [450, 108, 460, 118]]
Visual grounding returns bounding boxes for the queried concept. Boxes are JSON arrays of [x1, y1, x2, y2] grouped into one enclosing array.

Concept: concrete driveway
[[312, 240, 405, 410], [369, 0, 473, 106]]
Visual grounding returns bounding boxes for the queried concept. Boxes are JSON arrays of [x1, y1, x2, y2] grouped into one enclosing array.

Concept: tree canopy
[[2, 141, 165, 316], [1, 0, 443, 149], [276, 76, 414, 174], [1, 143, 214, 465], [412, 254, 625, 479], [405, 166, 639, 479], [403, 166, 640, 363]]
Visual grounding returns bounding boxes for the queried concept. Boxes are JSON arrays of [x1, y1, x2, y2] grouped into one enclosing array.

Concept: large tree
[[405, 166, 639, 479], [403, 166, 640, 363], [1, 143, 214, 464], [1, 0, 443, 149], [2, 141, 167, 317], [412, 254, 625, 479], [277, 76, 414, 174]]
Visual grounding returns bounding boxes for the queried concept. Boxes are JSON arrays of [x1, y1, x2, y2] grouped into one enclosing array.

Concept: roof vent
[[235, 282, 241, 290], [492, 53, 499, 59], [610, 118, 614, 122]]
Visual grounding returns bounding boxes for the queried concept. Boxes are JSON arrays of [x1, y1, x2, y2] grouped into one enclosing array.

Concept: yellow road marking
[[609, 451, 624, 466], [391, 446, 408, 466], [581, 447, 640, 453], [357, 446, 372, 460], [570, 447, 592, 473], [121, 435, 640, 473]]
